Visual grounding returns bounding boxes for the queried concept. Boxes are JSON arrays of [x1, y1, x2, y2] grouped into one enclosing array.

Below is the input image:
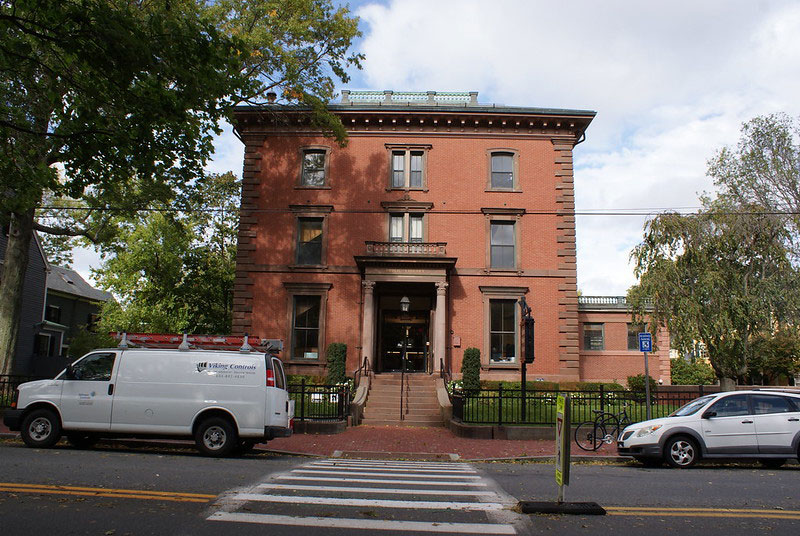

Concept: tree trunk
[[719, 376, 737, 392], [0, 209, 36, 376]]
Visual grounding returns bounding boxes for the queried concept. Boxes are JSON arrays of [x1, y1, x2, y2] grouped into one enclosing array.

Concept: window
[[490, 299, 517, 363], [300, 149, 328, 187], [285, 282, 330, 362], [490, 221, 515, 269], [752, 395, 797, 414], [69, 352, 116, 381], [389, 213, 424, 243], [45, 305, 61, 323], [583, 323, 604, 350], [627, 324, 646, 350], [491, 152, 514, 189], [709, 394, 751, 417], [389, 148, 426, 189], [292, 295, 321, 360], [296, 218, 323, 265]]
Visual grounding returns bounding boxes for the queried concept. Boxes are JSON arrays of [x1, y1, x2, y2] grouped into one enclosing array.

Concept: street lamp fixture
[[400, 295, 410, 313]]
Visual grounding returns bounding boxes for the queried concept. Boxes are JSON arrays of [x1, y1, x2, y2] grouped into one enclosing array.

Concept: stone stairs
[[361, 374, 443, 427]]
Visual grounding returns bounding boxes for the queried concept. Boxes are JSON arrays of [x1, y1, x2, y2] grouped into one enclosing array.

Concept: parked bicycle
[[574, 405, 632, 451]]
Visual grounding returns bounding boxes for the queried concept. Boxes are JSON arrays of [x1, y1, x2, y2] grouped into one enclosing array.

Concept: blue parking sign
[[638, 332, 653, 353]]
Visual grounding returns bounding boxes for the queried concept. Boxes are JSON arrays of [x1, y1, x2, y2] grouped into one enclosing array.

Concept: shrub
[[670, 358, 716, 385], [461, 347, 481, 391], [627, 374, 658, 403], [326, 343, 347, 385]]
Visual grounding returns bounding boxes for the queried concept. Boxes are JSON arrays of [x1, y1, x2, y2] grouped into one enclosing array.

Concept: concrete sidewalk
[[0, 418, 621, 461]]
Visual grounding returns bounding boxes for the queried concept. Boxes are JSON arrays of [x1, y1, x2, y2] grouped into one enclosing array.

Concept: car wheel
[[760, 458, 786, 469], [195, 417, 237, 457], [664, 436, 699, 468], [21, 408, 62, 448], [66, 433, 98, 449]]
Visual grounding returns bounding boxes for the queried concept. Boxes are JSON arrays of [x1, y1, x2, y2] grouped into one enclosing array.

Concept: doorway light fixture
[[400, 296, 410, 313]]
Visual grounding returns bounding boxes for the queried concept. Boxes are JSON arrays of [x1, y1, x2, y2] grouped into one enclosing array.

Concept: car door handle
[[741, 420, 753, 424], [108, 384, 114, 396], [789, 418, 799, 422]]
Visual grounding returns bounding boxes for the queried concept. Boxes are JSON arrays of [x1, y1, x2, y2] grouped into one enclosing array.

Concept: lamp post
[[399, 296, 410, 420], [519, 297, 535, 421]]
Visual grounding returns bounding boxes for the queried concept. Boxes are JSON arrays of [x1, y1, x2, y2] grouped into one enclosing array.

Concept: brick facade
[[233, 92, 611, 382]]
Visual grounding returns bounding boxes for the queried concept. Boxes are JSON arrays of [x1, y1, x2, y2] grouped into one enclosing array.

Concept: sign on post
[[638, 332, 653, 420], [638, 332, 652, 353], [555, 394, 571, 502]]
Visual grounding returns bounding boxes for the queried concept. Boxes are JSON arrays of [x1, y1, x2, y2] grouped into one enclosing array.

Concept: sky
[[73, 0, 800, 296]]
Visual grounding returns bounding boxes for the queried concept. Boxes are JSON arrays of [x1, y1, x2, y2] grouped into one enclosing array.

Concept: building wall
[[234, 111, 584, 381], [578, 309, 671, 385]]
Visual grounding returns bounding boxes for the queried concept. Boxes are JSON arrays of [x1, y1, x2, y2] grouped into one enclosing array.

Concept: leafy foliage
[[461, 348, 481, 391], [0, 0, 361, 373], [326, 342, 347, 385], [670, 358, 716, 385], [92, 173, 239, 334], [746, 328, 800, 384]]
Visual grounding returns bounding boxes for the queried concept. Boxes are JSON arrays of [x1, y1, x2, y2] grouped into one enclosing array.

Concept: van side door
[[60, 352, 119, 431], [266, 357, 291, 428]]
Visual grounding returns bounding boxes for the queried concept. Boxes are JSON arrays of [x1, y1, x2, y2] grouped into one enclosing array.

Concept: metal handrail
[[440, 358, 453, 403], [354, 356, 372, 389]]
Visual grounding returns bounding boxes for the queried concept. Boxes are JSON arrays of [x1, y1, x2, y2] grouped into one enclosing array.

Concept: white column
[[361, 280, 376, 370], [434, 282, 448, 373]]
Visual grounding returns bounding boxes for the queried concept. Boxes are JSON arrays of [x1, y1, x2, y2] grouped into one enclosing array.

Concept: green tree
[[93, 172, 239, 335], [629, 200, 798, 390], [669, 358, 716, 386], [0, 0, 361, 374], [708, 113, 800, 254], [747, 327, 800, 384]]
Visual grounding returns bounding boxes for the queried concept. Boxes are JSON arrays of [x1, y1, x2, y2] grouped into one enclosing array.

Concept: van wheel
[[66, 433, 98, 449], [664, 436, 699, 468], [195, 418, 237, 457], [21, 408, 62, 448]]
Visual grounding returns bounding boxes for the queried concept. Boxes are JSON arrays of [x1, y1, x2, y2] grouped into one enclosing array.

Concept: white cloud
[[355, 0, 800, 294]]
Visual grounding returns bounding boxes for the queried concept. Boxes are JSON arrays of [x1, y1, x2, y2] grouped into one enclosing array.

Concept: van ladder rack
[[110, 332, 283, 354]]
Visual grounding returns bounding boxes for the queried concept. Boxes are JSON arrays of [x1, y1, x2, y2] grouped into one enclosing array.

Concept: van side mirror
[[702, 411, 717, 419]]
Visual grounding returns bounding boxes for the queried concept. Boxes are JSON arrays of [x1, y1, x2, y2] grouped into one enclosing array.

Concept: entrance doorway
[[380, 311, 429, 373]]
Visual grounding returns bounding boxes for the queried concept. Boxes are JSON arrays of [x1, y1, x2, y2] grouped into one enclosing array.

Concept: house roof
[[47, 265, 113, 303]]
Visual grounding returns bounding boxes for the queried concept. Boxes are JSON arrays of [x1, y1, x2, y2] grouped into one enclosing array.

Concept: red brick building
[[232, 90, 663, 385]]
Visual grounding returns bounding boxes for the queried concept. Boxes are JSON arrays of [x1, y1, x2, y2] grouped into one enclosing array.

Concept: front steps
[[361, 374, 442, 427]]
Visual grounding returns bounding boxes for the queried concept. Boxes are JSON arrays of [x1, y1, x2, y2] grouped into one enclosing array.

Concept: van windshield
[[669, 395, 715, 417]]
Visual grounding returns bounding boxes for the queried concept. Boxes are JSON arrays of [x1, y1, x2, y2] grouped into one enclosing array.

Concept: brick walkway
[[1, 418, 620, 461]]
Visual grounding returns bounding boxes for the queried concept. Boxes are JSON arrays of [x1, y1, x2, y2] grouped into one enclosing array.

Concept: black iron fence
[[451, 386, 707, 426], [0, 375, 42, 408], [288, 380, 351, 422]]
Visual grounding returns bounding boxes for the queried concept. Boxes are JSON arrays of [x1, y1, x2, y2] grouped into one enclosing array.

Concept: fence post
[[498, 384, 503, 427], [699, 384, 704, 396], [599, 384, 605, 413], [300, 378, 306, 423]]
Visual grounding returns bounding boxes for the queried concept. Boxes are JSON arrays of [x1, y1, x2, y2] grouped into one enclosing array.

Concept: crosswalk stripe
[[312, 460, 468, 469], [275, 475, 489, 486], [310, 462, 476, 474], [256, 483, 501, 497], [231, 493, 508, 511], [291, 469, 482, 479], [208, 512, 517, 534]]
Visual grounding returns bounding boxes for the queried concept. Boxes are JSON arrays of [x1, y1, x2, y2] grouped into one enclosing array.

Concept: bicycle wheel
[[574, 421, 606, 451], [597, 415, 621, 444]]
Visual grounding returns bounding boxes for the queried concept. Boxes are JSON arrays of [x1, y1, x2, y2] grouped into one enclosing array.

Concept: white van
[[3, 348, 294, 457]]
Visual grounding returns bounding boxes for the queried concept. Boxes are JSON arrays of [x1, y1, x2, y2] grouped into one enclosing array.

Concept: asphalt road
[[0, 438, 798, 535]]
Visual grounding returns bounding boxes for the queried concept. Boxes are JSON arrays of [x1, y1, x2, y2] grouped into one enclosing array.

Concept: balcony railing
[[365, 241, 447, 256]]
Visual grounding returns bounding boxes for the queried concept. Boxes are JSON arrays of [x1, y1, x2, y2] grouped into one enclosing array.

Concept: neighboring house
[[578, 296, 671, 385], [36, 265, 113, 376], [232, 90, 619, 383], [0, 229, 48, 376]]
